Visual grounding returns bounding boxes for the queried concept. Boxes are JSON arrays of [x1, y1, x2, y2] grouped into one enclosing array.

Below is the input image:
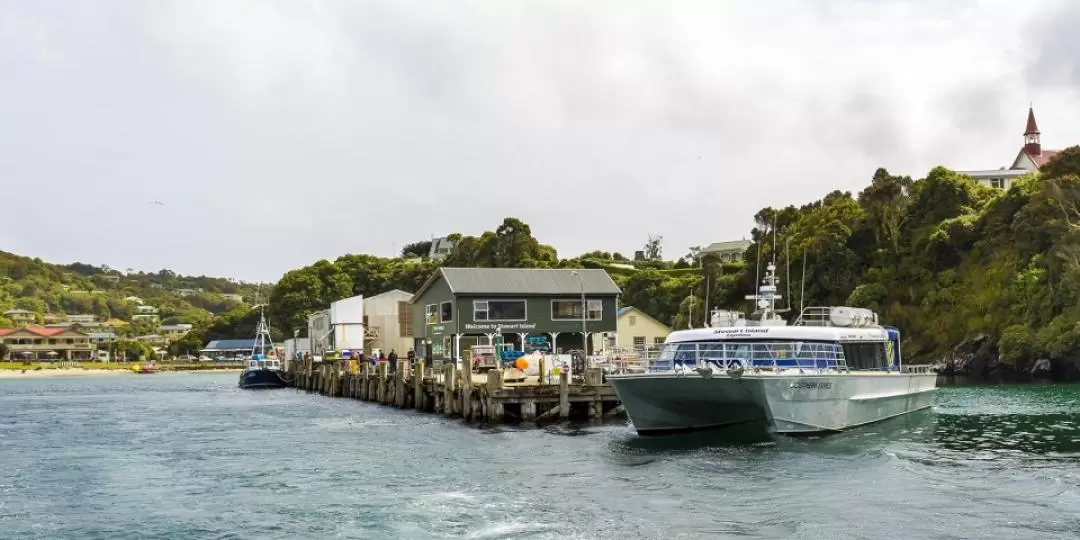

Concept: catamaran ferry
[[607, 263, 937, 435]]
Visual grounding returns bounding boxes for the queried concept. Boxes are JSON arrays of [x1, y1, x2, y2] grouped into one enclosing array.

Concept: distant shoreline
[[0, 368, 242, 379]]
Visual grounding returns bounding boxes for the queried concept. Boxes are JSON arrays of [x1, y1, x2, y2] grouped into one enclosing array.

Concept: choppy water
[[2, 374, 1080, 539]]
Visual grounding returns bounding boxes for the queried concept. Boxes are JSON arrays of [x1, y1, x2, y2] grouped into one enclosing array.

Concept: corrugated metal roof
[[618, 306, 633, 317], [203, 339, 257, 351], [439, 268, 621, 296]]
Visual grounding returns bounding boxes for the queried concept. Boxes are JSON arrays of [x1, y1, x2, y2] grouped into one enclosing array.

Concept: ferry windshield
[[652, 340, 847, 371]]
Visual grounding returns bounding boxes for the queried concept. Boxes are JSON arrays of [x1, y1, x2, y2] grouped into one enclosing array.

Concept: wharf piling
[[287, 359, 624, 425]]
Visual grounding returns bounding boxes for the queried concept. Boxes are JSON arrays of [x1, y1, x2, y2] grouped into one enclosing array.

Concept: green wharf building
[[409, 267, 622, 363]]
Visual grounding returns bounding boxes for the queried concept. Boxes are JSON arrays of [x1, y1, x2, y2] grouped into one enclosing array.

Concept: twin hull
[[608, 372, 937, 435]]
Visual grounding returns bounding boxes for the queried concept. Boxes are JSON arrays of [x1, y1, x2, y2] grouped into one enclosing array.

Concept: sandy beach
[[0, 368, 243, 379]]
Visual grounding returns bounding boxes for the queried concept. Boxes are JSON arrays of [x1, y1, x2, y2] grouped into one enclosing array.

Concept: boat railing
[[793, 306, 879, 328], [650, 340, 851, 375]]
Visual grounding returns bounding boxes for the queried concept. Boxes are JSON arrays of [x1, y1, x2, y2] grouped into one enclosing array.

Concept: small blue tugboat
[[238, 304, 287, 390]]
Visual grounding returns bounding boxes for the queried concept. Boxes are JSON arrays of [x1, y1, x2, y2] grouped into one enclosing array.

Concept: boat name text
[[713, 327, 770, 336], [789, 381, 833, 390]]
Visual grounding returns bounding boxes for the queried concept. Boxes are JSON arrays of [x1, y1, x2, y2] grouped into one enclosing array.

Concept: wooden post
[[414, 360, 425, 410], [461, 362, 473, 420], [395, 360, 408, 407], [359, 362, 368, 400], [521, 401, 537, 421], [377, 362, 388, 403], [461, 369, 472, 421], [584, 367, 603, 386], [486, 369, 504, 423], [538, 357, 545, 385], [443, 364, 455, 415], [559, 370, 569, 419]]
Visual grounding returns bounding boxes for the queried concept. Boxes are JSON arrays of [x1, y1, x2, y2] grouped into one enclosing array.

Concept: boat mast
[[250, 288, 275, 358]]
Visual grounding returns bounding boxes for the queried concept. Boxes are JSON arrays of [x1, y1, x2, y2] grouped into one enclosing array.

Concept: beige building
[[0, 326, 94, 361], [363, 289, 415, 355], [610, 306, 671, 351]]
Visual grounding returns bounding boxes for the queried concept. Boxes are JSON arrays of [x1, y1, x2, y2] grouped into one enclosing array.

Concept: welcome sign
[[463, 322, 539, 331]]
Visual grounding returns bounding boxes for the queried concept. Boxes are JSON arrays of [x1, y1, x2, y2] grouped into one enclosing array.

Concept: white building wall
[[330, 295, 365, 352]]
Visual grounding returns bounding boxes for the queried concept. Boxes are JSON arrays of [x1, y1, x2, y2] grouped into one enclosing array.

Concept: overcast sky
[[3, 1, 1079, 283]]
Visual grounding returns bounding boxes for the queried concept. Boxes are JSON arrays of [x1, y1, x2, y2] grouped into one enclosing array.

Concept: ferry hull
[[239, 369, 287, 389], [608, 372, 937, 435]]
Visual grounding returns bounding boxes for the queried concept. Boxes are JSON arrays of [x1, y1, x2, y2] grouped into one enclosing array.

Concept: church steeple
[[1023, 106, 1041, 156]]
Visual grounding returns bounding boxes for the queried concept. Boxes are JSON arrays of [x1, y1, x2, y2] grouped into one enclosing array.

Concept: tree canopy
[[10, 149, 1080, 377]]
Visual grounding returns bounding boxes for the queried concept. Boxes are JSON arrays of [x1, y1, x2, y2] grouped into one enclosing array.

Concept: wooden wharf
[[286, 359, 627, 424]]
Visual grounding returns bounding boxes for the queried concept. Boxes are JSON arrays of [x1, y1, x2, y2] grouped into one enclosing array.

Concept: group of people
[[362, 348, 423, 373], [302, 347, 437, 373]]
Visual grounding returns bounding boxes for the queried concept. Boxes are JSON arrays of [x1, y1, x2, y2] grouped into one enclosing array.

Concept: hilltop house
[[428, 237, 455, 260], [957, 106, 1066, 190], [697, 239, 752, 264]]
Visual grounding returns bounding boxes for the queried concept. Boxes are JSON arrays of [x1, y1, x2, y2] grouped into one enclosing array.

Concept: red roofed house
[[0, 326, 94, 361], [959, 106, 1064, 190]]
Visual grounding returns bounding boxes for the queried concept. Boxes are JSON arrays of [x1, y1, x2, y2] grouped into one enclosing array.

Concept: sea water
[[1, 373, 1079, 539]]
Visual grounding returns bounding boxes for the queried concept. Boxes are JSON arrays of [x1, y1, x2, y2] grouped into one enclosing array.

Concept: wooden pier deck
[[286, 359, 626, 424]]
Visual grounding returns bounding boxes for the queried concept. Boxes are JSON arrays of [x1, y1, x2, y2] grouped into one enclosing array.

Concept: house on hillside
[[3, 309, 36, 326], [428, 237, 455, 260], [132, 305, 159, 321], [157, 323, 193, 342], [698, 239, 752, 263], [957, 106, 1067, 190], [613, 306, 672, 351]]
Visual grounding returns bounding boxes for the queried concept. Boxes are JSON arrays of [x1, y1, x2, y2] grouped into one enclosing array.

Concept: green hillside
[[267, 147, 1080, 379], [0, 251, 270, 334]]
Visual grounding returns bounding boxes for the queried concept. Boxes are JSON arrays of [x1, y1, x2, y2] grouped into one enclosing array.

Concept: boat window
[[650, 340, 845, 370], [840, 342, 888, 370]]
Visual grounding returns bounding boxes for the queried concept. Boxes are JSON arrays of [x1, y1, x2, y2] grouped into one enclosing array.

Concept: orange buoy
[[515, 358, 528, 370]]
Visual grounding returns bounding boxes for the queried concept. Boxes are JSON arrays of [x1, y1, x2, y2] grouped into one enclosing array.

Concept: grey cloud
[[1026, 0, 1080, 89], [1, 0, 1072, 282]]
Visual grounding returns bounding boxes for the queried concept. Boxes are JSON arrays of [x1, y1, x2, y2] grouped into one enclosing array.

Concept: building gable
[[617, 306, 671, 331], [1011, 149, 1038, 171]]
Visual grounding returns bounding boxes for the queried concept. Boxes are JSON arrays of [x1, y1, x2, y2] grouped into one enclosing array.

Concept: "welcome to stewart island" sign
[[463, 322, 539, 331]]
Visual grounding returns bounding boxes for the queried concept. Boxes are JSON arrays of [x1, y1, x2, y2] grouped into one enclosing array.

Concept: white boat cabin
[[653, 306, 902, 373]]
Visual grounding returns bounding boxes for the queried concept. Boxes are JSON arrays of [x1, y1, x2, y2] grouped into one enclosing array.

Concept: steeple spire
[[1023, 106, 1041, 156]]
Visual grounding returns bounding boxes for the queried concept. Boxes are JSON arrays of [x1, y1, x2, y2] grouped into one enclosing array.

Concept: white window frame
[[425, 304, 439, 325], [551, 298, 603, 321], [439, 301, 453, 323], [473, 299, 528, 322]]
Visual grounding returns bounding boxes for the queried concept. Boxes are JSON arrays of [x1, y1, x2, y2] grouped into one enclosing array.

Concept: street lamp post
[[571, 270, 586, 362]]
